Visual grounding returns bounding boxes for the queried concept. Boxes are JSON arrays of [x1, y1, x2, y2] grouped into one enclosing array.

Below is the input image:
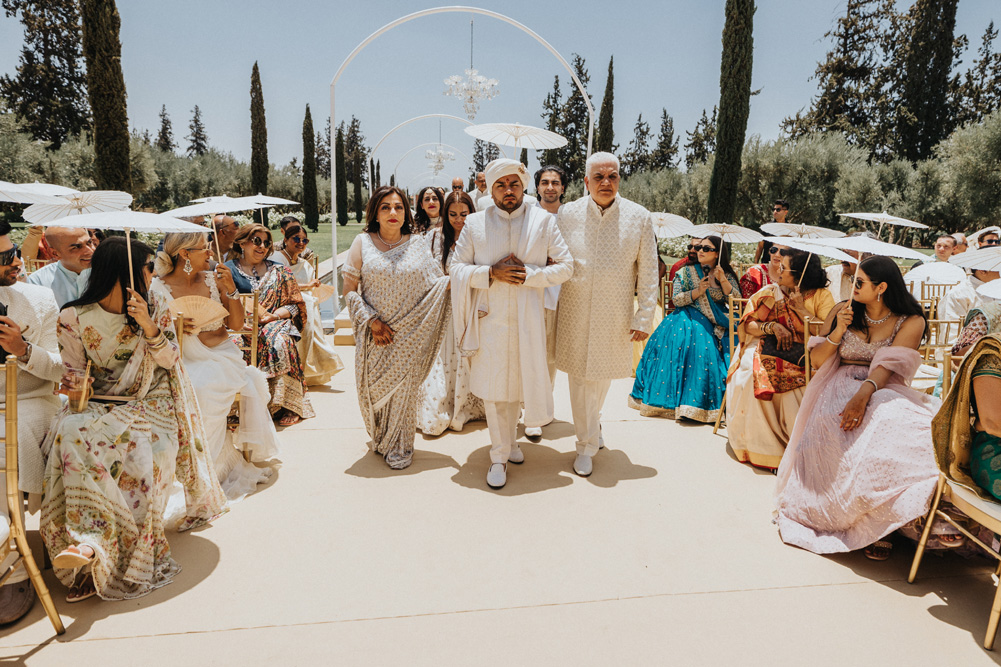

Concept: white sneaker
[[487, 463, 507, 488], [573, 454, 593, 477], [524, 426, 542, 442], [508, 445, 525, 464]]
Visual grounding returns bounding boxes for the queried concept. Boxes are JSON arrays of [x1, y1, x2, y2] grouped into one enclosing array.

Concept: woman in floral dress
[[225, 223, 313, 426], [40, 237, 227, 603]]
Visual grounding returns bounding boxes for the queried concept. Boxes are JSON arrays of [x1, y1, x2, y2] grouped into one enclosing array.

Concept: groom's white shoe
[[508, 446, 524, 464], [487, 463, 507, 489], [573, 454, 593, 477]]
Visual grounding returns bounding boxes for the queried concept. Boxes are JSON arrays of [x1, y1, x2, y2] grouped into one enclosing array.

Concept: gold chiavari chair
[[922, 320, 962, 359], [24, 258, 51, 275], [309, 254, 319, 280], [908, 414, 1001, 648], [663, 279, 674, 317], [173, 313, 185, 356], [921, 282, 955, 302], [230, 293, 261, 368], [918, 297, 940, 320], [0, 356, 65, 634], [713, 292, 749, 435]]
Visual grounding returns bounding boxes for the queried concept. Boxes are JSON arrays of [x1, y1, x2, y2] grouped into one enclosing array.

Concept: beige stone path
[[2, 343, 1001, 665]]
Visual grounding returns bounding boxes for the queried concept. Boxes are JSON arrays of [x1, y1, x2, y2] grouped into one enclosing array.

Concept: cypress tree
[[389, 173, 395, 187], [622, 113, 651, 176], [781, 0, 888, 152], [684, 107, 717, 171], [595, 55, 615, 153], [375, 160, 381, 187], [155, 104, 175, 152], [707, 0, 754, 225], [520, 148, 528, 167], [250, 61, 268, 196], [650, 109, 680, 170], [559, 54, 592, 182], [352, 155, 363, 223], [335, 124, 348, 225], [539, 75, 563, 167], [957, 22, 1001, 126], [369, 158, 376, 187], [472, 139, 487, 172], [894, 0, 960, 161], [186, 105, 208, 156], [301, 104, 318, 232], [80, 0, 131, 191], [315, 117, 331, 179], [1, 0, 90, 149]]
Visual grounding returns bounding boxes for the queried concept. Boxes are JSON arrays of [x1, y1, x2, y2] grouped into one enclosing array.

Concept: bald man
[[451, 177, 465, 194], [212, 214, 241, 261], [26, 227, 94, 308], [467, 171, 489, 211]]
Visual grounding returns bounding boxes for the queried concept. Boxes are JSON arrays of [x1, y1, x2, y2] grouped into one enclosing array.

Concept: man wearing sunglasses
[[0, 221, 65, 626], [25, 227, 94, 309], [771, 199, 789, 224], [977, 227, 1001, 249]]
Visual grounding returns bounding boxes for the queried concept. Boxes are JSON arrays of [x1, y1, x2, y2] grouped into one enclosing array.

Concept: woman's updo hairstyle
[[154, 232, 208, 277]]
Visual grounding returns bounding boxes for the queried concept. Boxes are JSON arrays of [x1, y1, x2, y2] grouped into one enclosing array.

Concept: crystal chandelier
[[425, 120, 454, 176], [426, 146, 454, 176], [443, 18, 499, 120]]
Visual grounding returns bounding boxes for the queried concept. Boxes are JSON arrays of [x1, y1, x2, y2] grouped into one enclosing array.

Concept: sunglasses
[[854, 278, 872, 289], [248, 236, 272, 248], [773, 207, 786, 212], [290, 236, 309, 245], [0, 244, 20, 266], [692, 245, 717, 253], [983, 239, 1000, 246]]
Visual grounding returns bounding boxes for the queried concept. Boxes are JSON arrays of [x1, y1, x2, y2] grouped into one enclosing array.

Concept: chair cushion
[[949, 482, 1001, 530]]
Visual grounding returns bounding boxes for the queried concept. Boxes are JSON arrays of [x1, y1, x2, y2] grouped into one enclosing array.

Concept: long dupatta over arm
[[346, 236, 451, 467]]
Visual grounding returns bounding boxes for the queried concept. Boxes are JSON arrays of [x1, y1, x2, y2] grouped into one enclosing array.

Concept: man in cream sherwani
[[0, 222, 65, 624], [556, 152, 659, 477], [451, 159, 573, 489]]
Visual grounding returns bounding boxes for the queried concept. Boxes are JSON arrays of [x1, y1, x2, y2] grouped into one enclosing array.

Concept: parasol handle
[[846, 260, 863, 307], [214, 230, 224, 263], [796, 252, 812, 291], [78, 359, 92, 412], [125, 228, 134, 291]]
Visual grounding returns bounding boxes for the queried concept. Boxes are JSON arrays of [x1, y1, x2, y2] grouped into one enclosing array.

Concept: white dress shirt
[[26, 260, 91, 309]]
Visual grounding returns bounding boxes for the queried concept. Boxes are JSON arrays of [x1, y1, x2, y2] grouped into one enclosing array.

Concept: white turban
[[484, 158, 529, 192]]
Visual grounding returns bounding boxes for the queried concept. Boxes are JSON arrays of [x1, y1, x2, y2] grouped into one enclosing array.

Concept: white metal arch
[[392, 142, 473, 181], [368, 113, 506, 186], [329, 5, 595, 303]]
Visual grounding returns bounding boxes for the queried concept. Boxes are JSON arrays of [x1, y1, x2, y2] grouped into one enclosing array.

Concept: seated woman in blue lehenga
[[629, 235, 739, 423]]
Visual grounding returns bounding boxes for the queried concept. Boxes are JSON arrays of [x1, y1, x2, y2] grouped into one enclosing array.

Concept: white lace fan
[[168, 295, 229, 330], [307, 283, 336, 301]]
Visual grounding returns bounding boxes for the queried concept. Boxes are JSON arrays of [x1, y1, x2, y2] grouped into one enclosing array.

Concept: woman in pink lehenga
[[775, 256, 942, 561]]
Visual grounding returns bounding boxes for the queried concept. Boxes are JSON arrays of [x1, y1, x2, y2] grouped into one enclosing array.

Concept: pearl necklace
[[864, 309, 892, 325], [377, 232, 405, 249]]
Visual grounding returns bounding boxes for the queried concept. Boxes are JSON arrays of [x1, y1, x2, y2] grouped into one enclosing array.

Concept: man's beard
[[0, 268, 18, 286], [496, 196, 523, 213], [542, 193, 561, 204]]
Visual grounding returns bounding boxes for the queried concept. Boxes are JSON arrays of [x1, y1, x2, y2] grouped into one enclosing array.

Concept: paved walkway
[[2, 343, 1001, 665]]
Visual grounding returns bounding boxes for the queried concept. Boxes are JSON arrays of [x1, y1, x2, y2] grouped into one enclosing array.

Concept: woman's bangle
[[863, 378, 879, 392], [145, 330, 167, 350], [826, 334, 841, 345], [227, 288, 239, 299]]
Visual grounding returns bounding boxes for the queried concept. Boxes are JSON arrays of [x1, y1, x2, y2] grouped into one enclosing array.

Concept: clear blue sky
[[1, 1, 997, 191]]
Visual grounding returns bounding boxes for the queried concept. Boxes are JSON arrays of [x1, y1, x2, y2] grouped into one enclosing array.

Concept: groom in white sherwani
[[450, 159, 573, 489]]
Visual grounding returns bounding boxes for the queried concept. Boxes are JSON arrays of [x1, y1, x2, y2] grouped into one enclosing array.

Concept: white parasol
[[38, 210, 207, 290], [977, 280, 1001, 301], [652, 212, 694, 239], [760, 222, 846, 239], [166, 198, 267, 259], [688, 223, 763, 245], [0, 181, 66, 205], [15, 182, 79, 196], [464, 122, 567, 150], [838, 211, 928, 229], [950, 247, 1001, 272], [23, 190, 134, 223], [762, 237, 854, 263], [810, 235, 928, 304], [237, 194, 299, 227], [902, 261, 967, 297]]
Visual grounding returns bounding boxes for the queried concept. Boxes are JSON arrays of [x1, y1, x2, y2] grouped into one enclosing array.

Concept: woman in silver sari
[[343, 186, 451, 469]]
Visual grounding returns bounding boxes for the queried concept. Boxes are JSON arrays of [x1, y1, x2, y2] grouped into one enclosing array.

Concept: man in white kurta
[[451, 159, 573, 489], [556, 152, 659, 477], [0, 232, 64, 624]]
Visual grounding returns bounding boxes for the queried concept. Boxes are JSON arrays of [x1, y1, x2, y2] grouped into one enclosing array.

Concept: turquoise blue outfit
[[630, 263, 738, 422]]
